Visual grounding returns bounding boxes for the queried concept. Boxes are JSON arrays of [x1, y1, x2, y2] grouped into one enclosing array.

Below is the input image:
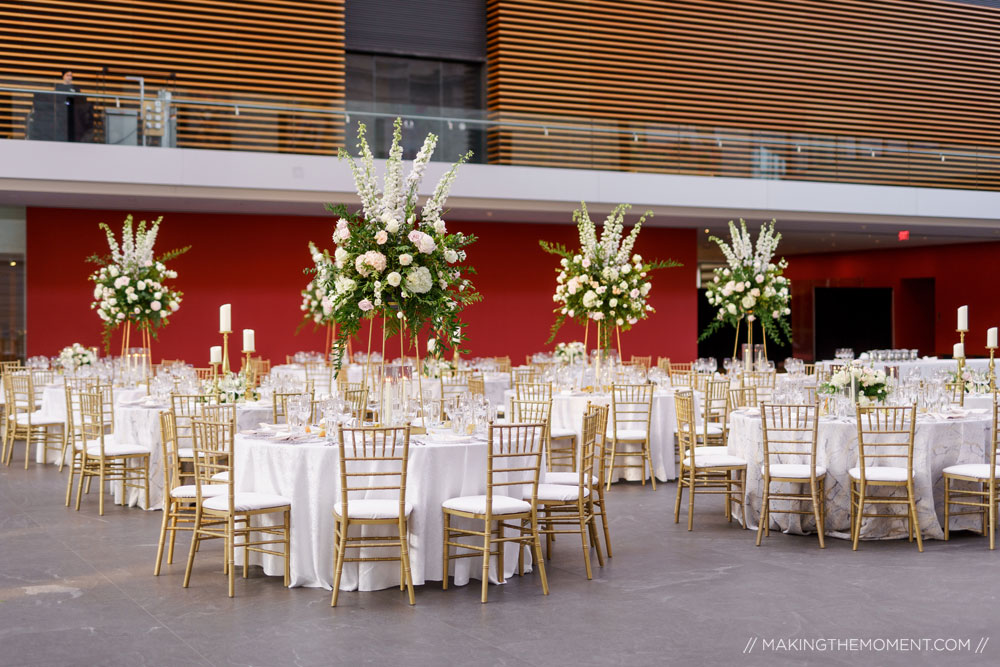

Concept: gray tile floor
[[2, 454, 999, 667]]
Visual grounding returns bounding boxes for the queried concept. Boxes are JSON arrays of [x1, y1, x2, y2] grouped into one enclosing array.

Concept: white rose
[[616, 318, 624, 326], [755, 274, 764, 283], [150, 300, 161, 311], [92, 285, 102, 299], [387, 271, 402, 287], [741, 294, 756, 309], [427, 338, 436, 352], [404, 266, 433, 294], [434, 220, 447, 235], [609, 298, 618, 307], [444, 249, 458, 263], [727, 303, 737, 314], [750, 288, 760, 297], [734, 282, 745, 293], [399, 253, 413, 266]]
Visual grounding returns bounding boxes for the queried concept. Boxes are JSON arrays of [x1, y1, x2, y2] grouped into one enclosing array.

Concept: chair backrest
[[585, 402, 610, 487], [610, 383, 654, 438], [703, 379, 730, 437], [171, 393, 210, 451], [989, 397, 999, 483], [656, 357, 671, 374], [7, 371, 34, 417], [760, 403, 820, 479], [158, 410, 182, 493], [486, 422, 545, 518], [30, 369, 56, 387], [493, 356, 512, 373], [468, 375, 485, 396], [509, 398, 552, 429], [854, 404, 917, 480], [576, 405, 602, 491], [728, 385, 758, 410], [803, 363, 816, 376], [515, 382, 552, 402], [78, 389, 114, 457], [439, 377, 467, 412], [669, 369, 694, 388], [743, 371, 777, 388], [512, 368, 538, 385], [336, 425, 410, 518], [674, 390, 697, 467], [946, 381, 965, 406], [191, 411, 236, 507], [64, 378, 101, 449], [630, 355, 652, 371], [344, 387, 369, 422]]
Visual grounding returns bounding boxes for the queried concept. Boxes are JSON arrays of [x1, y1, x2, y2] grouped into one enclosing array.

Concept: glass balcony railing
[[2, 80, 999, 191]]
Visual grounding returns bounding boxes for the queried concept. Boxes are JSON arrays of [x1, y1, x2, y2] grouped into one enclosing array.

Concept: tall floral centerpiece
[[88, 215, 189, 357], [322, 118, 480, 378], [298, 241, 338, 359], [700, 219, 791, 362], [541, 203, 679, 356]]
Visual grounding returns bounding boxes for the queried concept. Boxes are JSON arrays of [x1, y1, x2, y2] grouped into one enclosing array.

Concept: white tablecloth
[[234, 432, 533, 590], [506, 388, 685, 482], [820, 358, 991, 378], [33, 385, 147, 464], [112, 400, 273, 510], [728, 410, 992, 540]]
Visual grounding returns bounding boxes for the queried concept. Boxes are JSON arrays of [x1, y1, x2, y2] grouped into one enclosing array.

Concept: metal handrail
[[2, 83, 998, 164]]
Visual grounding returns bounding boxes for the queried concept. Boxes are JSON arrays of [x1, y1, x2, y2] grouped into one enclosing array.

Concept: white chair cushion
[[608, 428, 647, 441], [544, 471, 598, 485], [15, 411, 62, 426], [333, 498, 412, 519], [550, 427, 576, 439], [210, 471, 230, 482], [769, 463, 827, 479], [170, 484, 227, 499], [532, 483, 590, 502], [203, 492, 291, 512], [85, 442, 148, 457], [701, 422, 725, 435], [442, 494, 532, 515], [692, 450, 747, 468], [943, 463, 1000, 479], [848, 466, 908, 482], [693, 446, 728, 457]]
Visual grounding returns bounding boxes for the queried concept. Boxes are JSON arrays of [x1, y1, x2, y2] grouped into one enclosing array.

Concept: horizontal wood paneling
[[486, 0, 1000, 189], [0, 0, 344, 153]]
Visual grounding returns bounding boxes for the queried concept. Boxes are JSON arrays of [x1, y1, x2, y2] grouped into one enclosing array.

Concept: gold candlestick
[[957, 328, 968, 407], [221, 330, 231, 375], [242, 350, 255, 395], [988, 345, 997, 393], [209, 361, 220, 402]]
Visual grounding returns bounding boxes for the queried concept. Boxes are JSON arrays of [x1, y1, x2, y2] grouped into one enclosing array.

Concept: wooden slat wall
[[486, 0, 1000, 189], [0, 0, 344, 154]]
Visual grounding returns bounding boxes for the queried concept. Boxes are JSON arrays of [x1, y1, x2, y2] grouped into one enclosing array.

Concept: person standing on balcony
[[29, 69, 93, 142]]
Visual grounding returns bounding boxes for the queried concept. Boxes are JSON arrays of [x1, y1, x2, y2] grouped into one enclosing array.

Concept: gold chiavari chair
[[60, 377, 101, 472], [543, 403, 612, 557], [515, 382, 576, 471], [3, 371, 63, 468], [803, 363, 816, 376], [442, 422, 549, 603], [171, 393, 212, 485], [848, 404, 921, 552], [669, 361, 692, 375], [701, 379, 730, 446], [758, 403, 826, 548], [194, 367, 214, 381], [674, 390, 747, 531], [512, 367, 538, 386], [30, 369, 57, 388], [331, 425, 414, 606], [345, 387, 369, 423], [154, 410, 227, 575], [943, 397, 1000, 549], [946, 381, 966, 407], [493, 356, 512, 373], [656, 357, 671, 374], [183, 408, 291, 597], [468, 375, 485, 397], [728, 385, 759, 411], [629, 355, 652, 372], [605, 383, 655, 490], [669, 368, 694, 389], [529, 407, 605, 579], [273, 389, 315, 424], [515, 382, 551, 402], [439, 376, 467, 416], [75, 389, 149, 515]]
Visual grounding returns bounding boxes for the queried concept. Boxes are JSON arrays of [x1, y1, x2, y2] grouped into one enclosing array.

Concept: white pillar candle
[[988, 327, 997, 349], [219, 304, 232, 332], [954, 342, 965, 359], [210, 346, 222, 364], [958, 305, 968, 331], [243, 328, 255, 352]]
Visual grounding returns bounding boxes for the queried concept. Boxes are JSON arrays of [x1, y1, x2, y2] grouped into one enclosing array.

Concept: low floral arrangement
[[819, 364, 889, 404], [205, 371, 257, 404], [58, 343, 96, 370], [541, 203, 679, 348], [88, 215, 189, 350], [949, 369, 992, 394], [421, 356, 455, 379], [321, 118, 481, 369], [554, 341, 586, 365], [700, 219, 791, 344], [298, 242, 335, 330]]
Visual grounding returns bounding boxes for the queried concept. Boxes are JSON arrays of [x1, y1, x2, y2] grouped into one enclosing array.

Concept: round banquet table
[[728, 408, 992, 540], [33, 385, 147, 464], [506, 388, 689, 483], [233, 432, 533, 590], [111, 399, 273, 510], [819, 358, 991, 379]]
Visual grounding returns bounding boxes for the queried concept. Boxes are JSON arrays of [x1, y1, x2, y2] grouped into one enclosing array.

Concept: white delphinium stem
[[380, 118, 404, 221], [404, 132, 438, 214], [575, 203, 596, 258]]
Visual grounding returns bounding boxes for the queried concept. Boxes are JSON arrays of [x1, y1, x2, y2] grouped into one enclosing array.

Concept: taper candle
[[989, 327, 997, 349], [219, 304, 231, 333], [958, 305, 968, 331], [243, 329, 255, 352], [954, 342, 965, 359], [210, 346, 222, 364]]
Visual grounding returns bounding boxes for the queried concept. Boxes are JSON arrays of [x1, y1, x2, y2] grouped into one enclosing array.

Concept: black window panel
[[346, 0, 486, 62]]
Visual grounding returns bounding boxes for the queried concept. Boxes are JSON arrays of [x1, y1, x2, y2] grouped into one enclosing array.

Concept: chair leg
[[283, 509, 291, 587], [227, 517, 236, 598], [645, 440, 655, 490], [605, 443, 617, 491], [167, 508, 180, 564], [724, 471, 733, 522], [58, 430, 68, 472], [598, 487, 613, 558], [496, 522, 505, 584], [75, 458, 87, 511], [400, 517, 414, 605], [990, 485, 997, 551], [852, 482, 864, 551], [673, 472, 683, 524], [588, 510, 605, 567], [943, 477, 951, 541], [98, 465, 106, 516], [530, 513, 549, 596], [154, 500, 171, 575], [183, 508, 202, 588], [687, 469, 696, 531], [578, 509, 593, 580], [64, 453, 77, 507], [441, 512, 450, 590], [480, 521, 492, 604], [756, 482, 769, 546], [331, 517, 347, 606], [810, 479, 825, 549], [908, 483, 923, 553]]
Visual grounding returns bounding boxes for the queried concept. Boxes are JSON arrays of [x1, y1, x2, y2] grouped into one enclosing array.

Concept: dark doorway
[[896, 278, 935, 357], [697, 288, 792, 364], [814, 287, 893, 361]]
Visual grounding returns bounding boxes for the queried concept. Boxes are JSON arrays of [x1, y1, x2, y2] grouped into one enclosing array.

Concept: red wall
[[26, 207, 698, 364], [784, 241, 1000, 359]]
